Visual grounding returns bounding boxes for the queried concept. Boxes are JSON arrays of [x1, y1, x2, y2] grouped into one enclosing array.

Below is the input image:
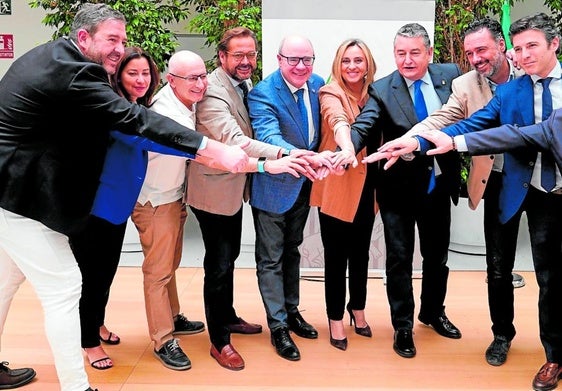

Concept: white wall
[[0, 2, 53, 77]]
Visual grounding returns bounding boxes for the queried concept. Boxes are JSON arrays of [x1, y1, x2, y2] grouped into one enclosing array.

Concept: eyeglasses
[[169, 73, 207, 83], [278, 54, 315, 67], [225, 51, 258, 62]]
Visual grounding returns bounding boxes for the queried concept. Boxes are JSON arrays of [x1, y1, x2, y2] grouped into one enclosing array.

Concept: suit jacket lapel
[[390, 72, 418, 125], [215, 67, 252, 132], [429, 66, 452, 104], [518, 76, 535, 125]]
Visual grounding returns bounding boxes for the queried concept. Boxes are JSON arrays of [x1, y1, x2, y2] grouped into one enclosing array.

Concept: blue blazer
[[91, 131, 194, 225], [248, 69, 324, 213], [422, 74, 541, 223]]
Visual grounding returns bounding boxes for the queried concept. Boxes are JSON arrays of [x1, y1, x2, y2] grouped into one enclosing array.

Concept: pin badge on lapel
[[441, 79, 446, 85]]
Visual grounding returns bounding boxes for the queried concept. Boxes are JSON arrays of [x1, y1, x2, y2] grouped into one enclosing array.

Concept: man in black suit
[[0, 4, 247, 391], [347, 23, 462, 358]]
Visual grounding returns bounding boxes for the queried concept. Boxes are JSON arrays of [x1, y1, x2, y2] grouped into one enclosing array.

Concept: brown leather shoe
[[532, 362, 562, 391], [210, 344, 245, 371], [228, 317, 262, 334]]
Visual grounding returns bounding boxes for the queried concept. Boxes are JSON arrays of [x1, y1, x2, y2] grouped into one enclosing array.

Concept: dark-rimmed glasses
[[169, 73, 207, 83], [225, 51, 258, 62], [278, 54, 315, 66]]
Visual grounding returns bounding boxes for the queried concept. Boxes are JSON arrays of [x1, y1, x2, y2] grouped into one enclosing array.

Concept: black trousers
[[190, 206, 242, 350], [380, 183, 451, 331], [483, 171, 518, 341], [510, 187, 562, 363], [69, 215, 126, 348], [320, 180, 375, 321]]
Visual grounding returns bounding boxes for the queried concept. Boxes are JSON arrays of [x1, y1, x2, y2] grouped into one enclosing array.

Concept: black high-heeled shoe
[[328, 319, 348, 351], [346, 303, 372, 338]]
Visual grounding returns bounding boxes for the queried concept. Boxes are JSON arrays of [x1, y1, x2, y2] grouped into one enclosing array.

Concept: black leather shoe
[[271, 327, 300, 361], [287, 312, 318, 339], [153, 338, 191, 370], [393, 330, 416, 358], [418, 313, 462, 339], [173, 313, 205, 335], [485, 335, 511, 366], [0, 361, 36, 389]]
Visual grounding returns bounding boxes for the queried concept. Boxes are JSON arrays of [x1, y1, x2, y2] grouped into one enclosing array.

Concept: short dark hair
[[509, 13, 559, 46], [216, 27, 258, 66], [462, 17, 504, 42]]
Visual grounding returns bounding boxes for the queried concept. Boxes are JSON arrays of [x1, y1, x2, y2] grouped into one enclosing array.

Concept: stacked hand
[[362, 136, 419, 169]]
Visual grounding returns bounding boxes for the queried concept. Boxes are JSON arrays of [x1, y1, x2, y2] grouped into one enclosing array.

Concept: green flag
[[501, 0, 512, 49]]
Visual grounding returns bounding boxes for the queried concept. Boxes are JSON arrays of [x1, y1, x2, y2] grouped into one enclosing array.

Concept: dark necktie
[[414, 80, 435, 193], [295, 88, 310, 143], [539, 77, 555, 192], [239, 81, 249, 112]]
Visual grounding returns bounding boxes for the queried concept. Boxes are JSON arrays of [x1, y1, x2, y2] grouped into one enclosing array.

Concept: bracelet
[[450, 136, 457, 151], [257, 157, 266, 173]]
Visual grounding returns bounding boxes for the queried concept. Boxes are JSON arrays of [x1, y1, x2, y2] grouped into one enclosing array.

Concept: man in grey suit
[[347, 23, 463, 358]]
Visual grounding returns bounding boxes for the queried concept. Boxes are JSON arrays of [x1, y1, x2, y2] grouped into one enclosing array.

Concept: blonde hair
[[330, 39, 376, 103]]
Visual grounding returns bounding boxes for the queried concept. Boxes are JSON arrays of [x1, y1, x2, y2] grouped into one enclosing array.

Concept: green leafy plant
[[185, 0, 262, 83], [28, 0, 190, 72], [434, 0, 561, 188]]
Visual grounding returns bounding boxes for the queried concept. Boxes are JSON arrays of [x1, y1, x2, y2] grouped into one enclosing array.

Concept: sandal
[[90, 357, 113, 370], [99, 332, 120, 345]]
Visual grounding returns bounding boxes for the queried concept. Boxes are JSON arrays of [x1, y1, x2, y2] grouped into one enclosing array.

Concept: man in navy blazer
[[348, 23, 463, 358], [379, 13, 562, 391], [248, 35, 328, 361]]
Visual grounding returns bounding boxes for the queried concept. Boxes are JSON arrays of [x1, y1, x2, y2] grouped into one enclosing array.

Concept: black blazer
[[0, 38, 203, 235], [350, 63, 462, 206]]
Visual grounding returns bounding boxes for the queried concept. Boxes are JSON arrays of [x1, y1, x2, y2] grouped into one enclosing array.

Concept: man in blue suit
[[247, 35, 329, 361], [374, 13, 562, 391], [347, 23, 463, 359]]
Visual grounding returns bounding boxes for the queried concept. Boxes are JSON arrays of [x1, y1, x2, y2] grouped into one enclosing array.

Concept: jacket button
[[489, 155, 494, 160], [481, 179, 487, 184], [523, 183, 529, 188], [529, 161, 534, 167]]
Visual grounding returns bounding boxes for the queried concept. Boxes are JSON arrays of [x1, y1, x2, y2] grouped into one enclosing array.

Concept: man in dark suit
[[376, 13, 562, 391], [247, 35, 331, 361], [348, 23, 462, 358], [0, 4, 247, 391]]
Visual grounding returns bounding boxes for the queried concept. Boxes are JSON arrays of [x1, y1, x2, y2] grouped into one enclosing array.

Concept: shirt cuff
[[198, 136, 208, 151], [455, 135, 468, 152]]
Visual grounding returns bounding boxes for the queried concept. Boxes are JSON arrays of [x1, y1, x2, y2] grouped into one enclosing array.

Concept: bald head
[[166, 50, 208, 109], [277, 35, 315, 88], [278, 35, 314, 55]]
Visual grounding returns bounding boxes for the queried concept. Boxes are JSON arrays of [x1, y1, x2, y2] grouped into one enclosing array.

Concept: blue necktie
[[295, 89, 310, 143], [540, 78, 555, 192], [414, 80, 435, 193]]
